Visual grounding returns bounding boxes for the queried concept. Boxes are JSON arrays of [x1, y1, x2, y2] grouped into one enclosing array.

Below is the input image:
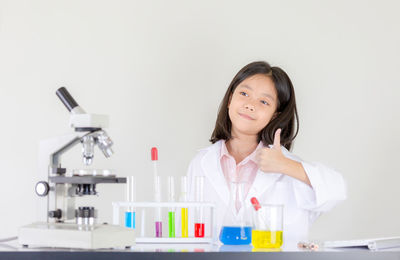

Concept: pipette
[[151, 147, 158, 181], [180, 176, 189, 238], [250, 197, 268, 230], [152, 147, 162, 238], [250, 197, 261, 211], [168, 176, 175, 238], [125, 176, 136, 229], [194, 176, 205, 238]]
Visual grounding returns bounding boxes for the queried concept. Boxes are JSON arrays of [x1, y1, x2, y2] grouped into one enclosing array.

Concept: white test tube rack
[[112, 201, 216, 244]]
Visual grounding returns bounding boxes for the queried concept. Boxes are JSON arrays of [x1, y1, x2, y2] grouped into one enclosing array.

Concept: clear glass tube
[[125, 176, 135, 229], [194, 176, 205, 238], [140, 209, 146, 237], [180, 176, 188, 238]]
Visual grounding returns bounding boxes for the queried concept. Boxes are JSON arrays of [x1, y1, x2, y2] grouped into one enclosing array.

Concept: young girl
[[186, 61, 346, 246]]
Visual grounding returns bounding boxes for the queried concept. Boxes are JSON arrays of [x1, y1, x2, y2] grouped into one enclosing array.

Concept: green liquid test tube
[[168, 176, 176, 238], [168, 211, 175, 237]]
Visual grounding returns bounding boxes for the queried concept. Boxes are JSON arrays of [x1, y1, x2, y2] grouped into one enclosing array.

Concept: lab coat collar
[[201, 140, 283, 207], [201, 140, 230, 205], [220, 140, 263, 165]]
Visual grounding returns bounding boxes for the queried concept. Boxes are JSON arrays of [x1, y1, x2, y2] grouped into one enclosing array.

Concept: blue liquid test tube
[[125, 176, 136, 229]]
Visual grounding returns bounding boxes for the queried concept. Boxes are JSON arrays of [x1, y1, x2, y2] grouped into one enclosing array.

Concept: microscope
[[18, 87, 135, 249]]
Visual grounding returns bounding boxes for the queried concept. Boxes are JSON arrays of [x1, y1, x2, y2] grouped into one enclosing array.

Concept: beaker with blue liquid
[[219, 181, 252, 245]]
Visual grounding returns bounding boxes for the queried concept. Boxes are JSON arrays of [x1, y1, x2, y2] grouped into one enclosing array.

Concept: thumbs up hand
[[256, 128, 311, 186], [256, 128, 288, 174]]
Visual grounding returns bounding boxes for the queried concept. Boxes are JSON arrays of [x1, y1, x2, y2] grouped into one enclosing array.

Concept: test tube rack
[[112, 201, 216, 244]]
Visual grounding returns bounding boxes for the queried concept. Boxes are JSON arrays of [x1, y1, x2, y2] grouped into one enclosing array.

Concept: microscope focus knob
[[48, 209, 62, 219], [35, 181, 50, 196]]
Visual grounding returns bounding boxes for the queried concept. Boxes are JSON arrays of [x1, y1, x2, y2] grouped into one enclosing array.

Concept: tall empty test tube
[[125, 176, 136, 229], [180, 176, 189, 238], [168, 176, 175, 238], [195, 176, 205, 237], [140, 209, 146, 237]]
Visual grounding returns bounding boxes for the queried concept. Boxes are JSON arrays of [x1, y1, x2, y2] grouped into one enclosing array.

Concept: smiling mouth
[[239, 113, 255, 120]]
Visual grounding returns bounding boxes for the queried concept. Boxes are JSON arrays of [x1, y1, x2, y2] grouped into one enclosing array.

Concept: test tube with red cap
[[152, 147, 162, 238]]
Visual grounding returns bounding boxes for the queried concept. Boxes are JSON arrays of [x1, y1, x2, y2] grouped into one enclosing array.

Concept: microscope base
[[19, 222, 135, 249]]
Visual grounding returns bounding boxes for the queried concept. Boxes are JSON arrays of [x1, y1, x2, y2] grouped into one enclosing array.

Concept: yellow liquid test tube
[[181, 208, 188, 237], [251, 230, 283, 248], [180, 176, 189, 238]]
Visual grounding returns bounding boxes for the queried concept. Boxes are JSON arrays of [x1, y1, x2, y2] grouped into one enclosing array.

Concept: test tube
[[180, 176, 189, 238], [140, 209, 146, 237], [168, 176, 175, 238], [194, 176, 205, 238], [152, 147, 162, 238], [125, 176, 136, 229], [154, 175, 162, 237]]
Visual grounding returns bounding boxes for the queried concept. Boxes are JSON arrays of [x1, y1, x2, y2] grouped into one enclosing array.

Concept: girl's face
[[228, 74, 278, 137]]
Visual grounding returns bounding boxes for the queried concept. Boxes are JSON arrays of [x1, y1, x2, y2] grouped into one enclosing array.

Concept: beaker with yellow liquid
[[252, 230, 283, 248], [250, 198, 283, 249]]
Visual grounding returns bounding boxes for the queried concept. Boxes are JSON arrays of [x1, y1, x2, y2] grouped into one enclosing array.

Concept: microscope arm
[[50, 133, 89, 174]]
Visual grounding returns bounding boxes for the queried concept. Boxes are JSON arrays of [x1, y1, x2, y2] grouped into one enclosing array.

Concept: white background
[[0, 0, 399, 241]]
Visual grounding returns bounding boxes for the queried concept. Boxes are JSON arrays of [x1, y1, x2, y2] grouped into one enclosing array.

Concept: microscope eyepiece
[[56, 87, 85, 114], [56, 87, 79, 112]]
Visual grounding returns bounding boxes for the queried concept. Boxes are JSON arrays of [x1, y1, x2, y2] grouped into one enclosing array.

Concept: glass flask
[[219, 181, 252, 245]]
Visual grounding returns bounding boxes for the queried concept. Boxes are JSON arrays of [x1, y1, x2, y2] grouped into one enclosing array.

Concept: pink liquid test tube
[[155, 221, 162, 237]]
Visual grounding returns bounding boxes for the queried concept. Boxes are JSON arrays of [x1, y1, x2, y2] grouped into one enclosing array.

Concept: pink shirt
[[220, 140, 264, 211]]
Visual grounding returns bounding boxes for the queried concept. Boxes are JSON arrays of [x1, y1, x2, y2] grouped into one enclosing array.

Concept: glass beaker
[[251, 204, 283, 248], [219, 181, 252, 245]]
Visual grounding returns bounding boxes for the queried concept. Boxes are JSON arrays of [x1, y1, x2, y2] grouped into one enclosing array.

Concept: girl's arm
[[257, 129, 346, 213], [279, 157, 311, 187]]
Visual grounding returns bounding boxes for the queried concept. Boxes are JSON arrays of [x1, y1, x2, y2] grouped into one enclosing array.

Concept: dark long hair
[[210, 61, 299, 151]]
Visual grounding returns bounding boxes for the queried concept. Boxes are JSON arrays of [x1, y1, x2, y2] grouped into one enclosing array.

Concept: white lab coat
[[186, 140, 346, 246]]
